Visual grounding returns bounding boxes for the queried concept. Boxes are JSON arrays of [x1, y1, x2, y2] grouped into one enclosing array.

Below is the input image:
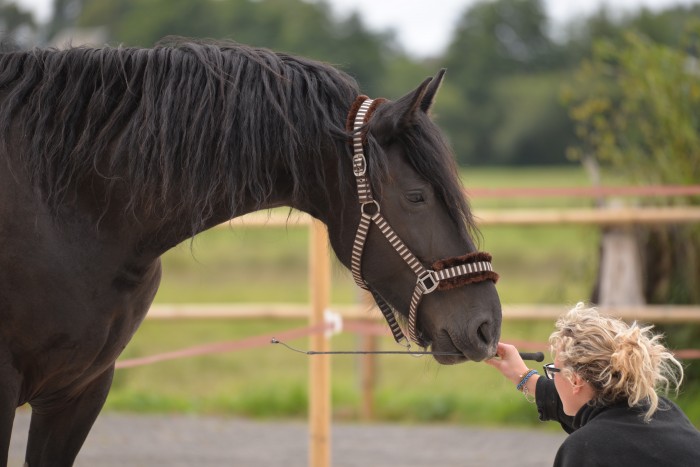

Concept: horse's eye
[[405, 190, 425, 203]]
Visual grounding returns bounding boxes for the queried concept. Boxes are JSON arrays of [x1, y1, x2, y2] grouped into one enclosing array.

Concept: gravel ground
[[10, 410, 567, 466]]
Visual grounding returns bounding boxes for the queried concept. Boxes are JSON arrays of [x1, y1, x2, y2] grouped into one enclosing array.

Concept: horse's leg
[[0, 356, 21, 467], [25, 366, 114, 467], [0, 343, 21, 467], [0, 393, 16, 467], [0, 391, 18, 467], [0, 406, 12, 467]]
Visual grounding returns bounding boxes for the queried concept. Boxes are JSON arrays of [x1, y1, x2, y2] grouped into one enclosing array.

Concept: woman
[[486, 303, 700, 466]]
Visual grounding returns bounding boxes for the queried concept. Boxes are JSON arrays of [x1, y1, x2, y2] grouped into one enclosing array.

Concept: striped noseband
[[347, 95, 498, 348]]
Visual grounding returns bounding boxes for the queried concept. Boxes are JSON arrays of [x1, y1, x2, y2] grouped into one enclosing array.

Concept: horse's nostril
[[477, 320, 492, 345]]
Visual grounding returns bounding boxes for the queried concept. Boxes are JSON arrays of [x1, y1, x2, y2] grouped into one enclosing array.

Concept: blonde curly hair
[[549, 302, 684, 422]]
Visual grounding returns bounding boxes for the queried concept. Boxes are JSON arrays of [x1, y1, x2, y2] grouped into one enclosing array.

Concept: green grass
[[105, 165, 700, 427], [108, 318, 557, 425], [154, 224, 598, 306]]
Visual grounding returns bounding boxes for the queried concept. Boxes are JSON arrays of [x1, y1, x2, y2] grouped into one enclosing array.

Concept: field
[[105, 166, 700, 427]]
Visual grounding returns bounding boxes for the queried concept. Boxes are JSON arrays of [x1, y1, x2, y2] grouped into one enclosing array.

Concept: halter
[[347, 96, 499, 348]]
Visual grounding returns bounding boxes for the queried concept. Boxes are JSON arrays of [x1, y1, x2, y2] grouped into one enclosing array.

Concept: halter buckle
[[417, 270, 439, 294], [353, 154, 367, 176]]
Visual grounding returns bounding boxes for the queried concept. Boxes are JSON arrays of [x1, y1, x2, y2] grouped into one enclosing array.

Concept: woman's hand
[[484, 342, 533, 386]]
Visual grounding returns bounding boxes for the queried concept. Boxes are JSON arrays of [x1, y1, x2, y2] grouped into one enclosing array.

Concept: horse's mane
[[0, 37, 476, 241], [0, 38, 357, 232]]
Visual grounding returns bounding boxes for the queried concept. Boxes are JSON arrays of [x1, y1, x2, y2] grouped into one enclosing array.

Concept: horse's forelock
[[362, 104, 477, 246], [396, 116, 477, 244]]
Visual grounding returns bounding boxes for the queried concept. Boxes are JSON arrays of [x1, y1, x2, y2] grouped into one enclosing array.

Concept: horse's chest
[[0, 239, 162, 398]]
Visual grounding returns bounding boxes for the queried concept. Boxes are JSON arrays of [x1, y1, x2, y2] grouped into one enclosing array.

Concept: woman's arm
[[535, 376, 575, 433], [485, 343, 574, 432]]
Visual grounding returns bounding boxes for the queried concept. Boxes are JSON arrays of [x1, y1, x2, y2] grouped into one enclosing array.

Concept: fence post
[[309, 219, 331, 467], [359, 290, 377, 420], [360, 330, 377, 420]]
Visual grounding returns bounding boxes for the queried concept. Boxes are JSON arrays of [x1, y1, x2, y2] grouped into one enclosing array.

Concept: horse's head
[[327, 70, 501, 363]]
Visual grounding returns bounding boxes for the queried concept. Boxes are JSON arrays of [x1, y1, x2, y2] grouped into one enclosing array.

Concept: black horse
[[0, 39, 501, 466]]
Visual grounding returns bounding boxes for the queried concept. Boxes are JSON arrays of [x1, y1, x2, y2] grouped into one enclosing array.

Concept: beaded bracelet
[[516, 369, 538, 392]]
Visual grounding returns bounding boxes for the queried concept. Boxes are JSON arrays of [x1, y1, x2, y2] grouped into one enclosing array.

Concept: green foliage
[[215, 384, 309, 418], [562, 26, 700, 385], [0, 0, 36, 43], [75, 0, 391, 95], [437, 0, 700, 166], [488, 72, 575, 165], [106, 390, 195, 413], [440, 0, 578, 165], [445, 0, 554, 80], [565, 4, 700, 62], [561, 27, 700, 298], [563, 30, 700, 183]]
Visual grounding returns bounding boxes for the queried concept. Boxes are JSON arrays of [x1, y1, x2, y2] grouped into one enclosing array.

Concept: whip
[[271, 338, 544, 361]]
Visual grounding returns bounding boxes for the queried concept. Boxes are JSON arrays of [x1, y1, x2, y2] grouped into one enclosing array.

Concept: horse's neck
[[107, 116, 346, 256], [142, 168, 315, 256]]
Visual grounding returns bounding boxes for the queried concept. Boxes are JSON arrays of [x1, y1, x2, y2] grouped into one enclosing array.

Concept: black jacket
[[535, 378, 700, 466]]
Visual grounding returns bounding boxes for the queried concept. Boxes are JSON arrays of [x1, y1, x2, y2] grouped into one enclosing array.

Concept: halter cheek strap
[[347, 96, 498, 348]]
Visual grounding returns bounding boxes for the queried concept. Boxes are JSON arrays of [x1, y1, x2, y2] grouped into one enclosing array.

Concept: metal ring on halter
[[360, 200, 380, 216], [417, 270, 439, 294]]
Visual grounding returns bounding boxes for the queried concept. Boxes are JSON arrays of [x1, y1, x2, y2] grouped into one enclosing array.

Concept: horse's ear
[[373, 71, 442, 140], [395, 76, 432, 125], [420, 69, 446, 113], [393, 68, 446, 122]]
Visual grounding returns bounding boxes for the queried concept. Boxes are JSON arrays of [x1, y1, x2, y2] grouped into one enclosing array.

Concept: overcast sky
[[14, 0, 700, 57]]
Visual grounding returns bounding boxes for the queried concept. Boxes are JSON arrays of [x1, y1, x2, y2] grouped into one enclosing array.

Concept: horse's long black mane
[[0, 38, 359, 232], [0, 37, 475, 240]]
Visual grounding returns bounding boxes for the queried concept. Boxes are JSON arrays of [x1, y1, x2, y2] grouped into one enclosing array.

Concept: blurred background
[[3, 0, 699, 430]]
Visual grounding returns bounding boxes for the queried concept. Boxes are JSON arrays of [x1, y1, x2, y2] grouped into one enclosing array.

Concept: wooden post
[[360, 331, 377, 420], [359, 290, 377, 420], [597, 226, 645, 306], [309, 219, 331, 467]]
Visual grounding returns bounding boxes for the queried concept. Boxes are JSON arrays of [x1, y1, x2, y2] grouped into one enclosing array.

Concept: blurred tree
[[440, 0, 575, 165], [563, 31, 700, 188], [446, 0, 553, 78], [72, 0, 393, 96], [490, 71, 574, 165], [0, 0, 36, 45], [438, 0, 700, 166], [562, 28, 700, 385], [46, 0, 83, 41], [563, 4, 700, 63]]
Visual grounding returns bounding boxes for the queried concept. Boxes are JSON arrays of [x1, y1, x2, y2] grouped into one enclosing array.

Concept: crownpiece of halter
[[347, 95, 499, 348]]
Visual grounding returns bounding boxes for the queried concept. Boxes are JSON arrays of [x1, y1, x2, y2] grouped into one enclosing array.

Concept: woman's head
[[549, 302, 684, 421]]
